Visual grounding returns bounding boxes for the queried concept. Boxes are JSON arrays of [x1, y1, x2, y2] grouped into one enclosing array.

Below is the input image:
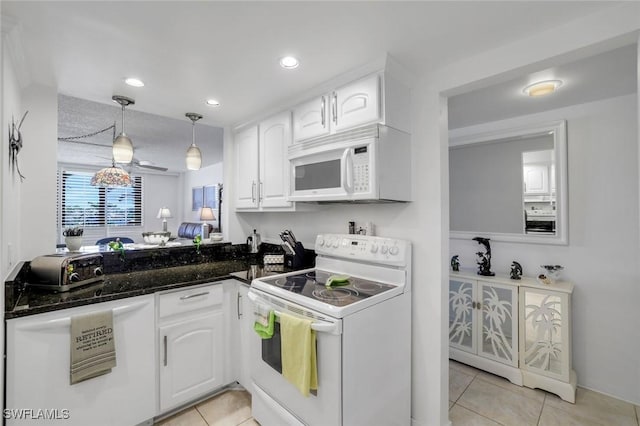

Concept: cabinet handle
[[259, 181, 264, 202], [163, 335, 168, 367], [332, 92, 338, 125], [251, 181, 256, 203], [237, 292, 242, 319], [472, 301, 477, 309], [321, 96, 326, 127], [477, 301, 482, 310], [180, 291, 209, 300]]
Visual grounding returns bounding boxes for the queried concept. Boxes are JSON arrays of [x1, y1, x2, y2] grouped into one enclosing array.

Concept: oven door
[[248, 289, 343, 426], [288, 137, 376, 202]]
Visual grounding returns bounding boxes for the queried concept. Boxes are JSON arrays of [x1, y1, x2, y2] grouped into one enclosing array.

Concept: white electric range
[[248, 233, 412, 426]]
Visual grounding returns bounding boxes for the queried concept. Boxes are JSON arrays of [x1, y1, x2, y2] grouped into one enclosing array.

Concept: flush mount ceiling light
[[124, 77, 144, 87], [279, 56, 299, 69], [91, 160, 132, 187], [206, 99, 220, 107], [112, 95, 135, 163], [185, 112, 203, 171], [522, 80, 563, 97]]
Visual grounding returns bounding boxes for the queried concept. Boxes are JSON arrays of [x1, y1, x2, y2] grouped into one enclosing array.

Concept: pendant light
[[91, 159, 132, 187], [112, 95, 135, 163], [185, 112, 203, 170]]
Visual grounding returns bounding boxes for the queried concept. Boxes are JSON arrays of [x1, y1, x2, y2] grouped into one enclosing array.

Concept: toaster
[[29, 253, 104, 292]]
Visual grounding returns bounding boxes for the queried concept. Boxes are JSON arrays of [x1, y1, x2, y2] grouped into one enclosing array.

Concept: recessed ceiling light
[[279, 56, 299, 69], [124, 77, 145, 87], [522, 80, 563, 97], [206, 99, 220, 107]]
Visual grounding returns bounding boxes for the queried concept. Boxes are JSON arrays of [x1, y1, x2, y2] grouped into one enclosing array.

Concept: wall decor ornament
[[473, 237, 495, 276], [8, 111, 28, 181]]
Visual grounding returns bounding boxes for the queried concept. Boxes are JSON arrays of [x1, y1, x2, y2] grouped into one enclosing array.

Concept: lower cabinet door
[[159, 310, 224, 411], [238, 285, 254, 391]]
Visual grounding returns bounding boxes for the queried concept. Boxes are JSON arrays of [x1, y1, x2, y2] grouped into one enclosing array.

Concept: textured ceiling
[[2, 1, 620, 127], [57, 95, 224, 173]]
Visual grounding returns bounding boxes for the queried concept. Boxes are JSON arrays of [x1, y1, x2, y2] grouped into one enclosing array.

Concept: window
[[58, 171, 143, 228]]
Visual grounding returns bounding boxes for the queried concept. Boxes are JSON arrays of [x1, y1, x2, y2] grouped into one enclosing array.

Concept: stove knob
[[332, 239, 339, 248], [381, 245, 389, 254], [370, 244, 379, 253], [389, 246, 399, 256], [69, 272, 80, 282], [94, 267, 104, 276], [317, 237, 325, 247]]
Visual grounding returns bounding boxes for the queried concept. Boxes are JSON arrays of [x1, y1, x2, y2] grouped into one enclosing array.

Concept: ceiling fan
[[95, 155, 169, 172]]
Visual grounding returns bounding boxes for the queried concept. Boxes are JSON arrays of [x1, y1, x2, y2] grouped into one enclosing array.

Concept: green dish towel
[[254, 310, 276, 339], [280, 312, 318, 397]]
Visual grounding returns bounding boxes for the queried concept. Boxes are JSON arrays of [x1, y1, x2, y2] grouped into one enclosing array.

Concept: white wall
[[142, 172, 182, 236], [450, 94, 640, 404], [181, 162, 223, 230], [19, 85, 58, 260]]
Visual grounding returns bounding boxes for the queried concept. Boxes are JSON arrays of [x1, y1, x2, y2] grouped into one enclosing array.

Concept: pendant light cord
[[58, 122, 117, 142]]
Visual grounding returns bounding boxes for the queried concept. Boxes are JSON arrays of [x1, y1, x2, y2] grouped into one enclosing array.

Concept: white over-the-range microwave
[[287, 124, 411, 202]]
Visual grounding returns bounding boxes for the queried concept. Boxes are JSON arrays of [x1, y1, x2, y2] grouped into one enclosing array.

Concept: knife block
[[284, 242, 305, 269]]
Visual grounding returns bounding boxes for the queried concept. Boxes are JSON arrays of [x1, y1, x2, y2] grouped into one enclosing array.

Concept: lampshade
[[113, 133, 134, 163], [157, 207, 173, 219], [185, 113, 203, 171], [91, 164, 132, 187], [112, 95, 135, 164], [200, 207, 216, 221]]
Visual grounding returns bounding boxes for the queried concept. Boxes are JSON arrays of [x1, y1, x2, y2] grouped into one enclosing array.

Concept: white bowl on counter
[[142, 231, 171, 245], [210, 233, 223, 242]]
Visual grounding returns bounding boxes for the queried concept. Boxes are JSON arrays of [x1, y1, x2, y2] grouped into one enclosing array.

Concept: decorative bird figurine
[[510, 261, 523, 280], [451, 255, 460, 272]]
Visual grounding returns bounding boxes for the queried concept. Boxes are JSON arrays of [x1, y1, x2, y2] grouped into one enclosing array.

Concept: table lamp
[[200, 207, 215, 239], [157, 207, 172, 232]]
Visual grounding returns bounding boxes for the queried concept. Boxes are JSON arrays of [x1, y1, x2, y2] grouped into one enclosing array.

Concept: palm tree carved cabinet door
[[449, 279, 477, 354], [477, 281, 518, 367], [519, 287, 571, 382]]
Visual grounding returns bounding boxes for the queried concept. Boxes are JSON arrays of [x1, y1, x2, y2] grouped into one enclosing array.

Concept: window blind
[[59, 171, 143, 228]]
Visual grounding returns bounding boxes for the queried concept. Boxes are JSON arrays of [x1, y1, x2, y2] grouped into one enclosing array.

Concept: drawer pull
[[180, 291, 210, 300]]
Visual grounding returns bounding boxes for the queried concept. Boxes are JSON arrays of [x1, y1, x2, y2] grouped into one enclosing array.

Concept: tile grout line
[[194, 405, 210, 426], [454, 372, 477, 403], [452, 402, 507, 426], [536, 393, 547, 426]]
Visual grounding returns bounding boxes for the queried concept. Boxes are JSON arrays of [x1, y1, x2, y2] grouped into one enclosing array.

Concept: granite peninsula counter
[[4, 241, 294, 319]]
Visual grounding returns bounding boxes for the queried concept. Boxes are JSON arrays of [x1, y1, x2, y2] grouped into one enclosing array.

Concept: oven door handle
[[248, 292, 342, 335]]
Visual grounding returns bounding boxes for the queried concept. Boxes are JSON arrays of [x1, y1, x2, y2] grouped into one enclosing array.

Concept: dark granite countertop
[[4, 241, 315, 319], [6, 259, 250, 319]]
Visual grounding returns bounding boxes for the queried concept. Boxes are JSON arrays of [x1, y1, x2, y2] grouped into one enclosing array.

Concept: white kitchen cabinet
[[449, 276, 520, 384], [520, 284, 576, 403], [235, 126, 260, 209], [449, 271, 576, 402], [6, 295, 156, 426], [332, 73, 381, 132], [292, 70, 410, 143], [157, 283, 226, 412], [235, 113, 294, 211], [292, 95, 330, 141], [236, 283, 254, 391], [523, 164, 549, 195]]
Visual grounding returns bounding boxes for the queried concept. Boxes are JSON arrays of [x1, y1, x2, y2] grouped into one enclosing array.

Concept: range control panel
[[315, 233, 410, 267]]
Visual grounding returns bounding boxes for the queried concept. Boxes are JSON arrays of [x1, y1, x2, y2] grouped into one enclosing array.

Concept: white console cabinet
[[449, 271, 576, 402]]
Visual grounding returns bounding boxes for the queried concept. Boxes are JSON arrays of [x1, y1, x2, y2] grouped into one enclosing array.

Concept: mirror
[[449, 120, 567, 245]]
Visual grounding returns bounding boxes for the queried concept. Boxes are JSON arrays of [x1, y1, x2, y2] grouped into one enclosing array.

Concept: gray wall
[[449, 134, 553, 233]]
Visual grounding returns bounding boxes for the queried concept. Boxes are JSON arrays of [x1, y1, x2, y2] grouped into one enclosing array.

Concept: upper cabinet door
[[523, 165, 549, 195], [259, 112, 293, 209], [292, 96, 330, 142], [333, 74, 381, 132], [235, 126, 259, 209]]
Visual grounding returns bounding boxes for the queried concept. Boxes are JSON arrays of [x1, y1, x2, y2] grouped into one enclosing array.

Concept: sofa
[[177, 222, 214, 239]]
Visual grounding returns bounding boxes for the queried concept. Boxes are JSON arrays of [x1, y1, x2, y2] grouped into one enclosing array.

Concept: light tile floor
[[157, 363, 640, 425], [449, 360, 640, 426], [155, 390, 258, 426]]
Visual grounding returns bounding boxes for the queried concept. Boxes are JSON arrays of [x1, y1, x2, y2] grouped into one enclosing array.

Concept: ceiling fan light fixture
[[185, 112, 203, 171], [112, 95, 135, 164], [124, 77, 145, 87], [522, 80, 563, 97], [91, 162, 132, 187]]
